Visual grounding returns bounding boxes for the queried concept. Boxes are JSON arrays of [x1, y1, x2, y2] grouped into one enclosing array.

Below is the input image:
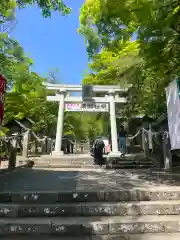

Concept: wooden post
[[8, 137, 17, 170], [35, 141, 38, 155], [80, 141, 84, 153], [163, 131, 172, 170], [141, 128, 145, 152], [148, 124, 153, 151], [44, 136, 48, 153], [74, 140, 77, 153], [148, 124, 153, 158], [22, 130, 30, 158], [142, 129, 149, 158], [46, 138, 51, 154]]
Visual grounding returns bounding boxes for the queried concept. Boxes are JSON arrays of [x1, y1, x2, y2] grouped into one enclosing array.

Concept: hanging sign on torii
[[65, 102, 109, 112]]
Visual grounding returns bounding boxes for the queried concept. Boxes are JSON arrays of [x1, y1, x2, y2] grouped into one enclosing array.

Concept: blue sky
[[11, 0, 88, 84]]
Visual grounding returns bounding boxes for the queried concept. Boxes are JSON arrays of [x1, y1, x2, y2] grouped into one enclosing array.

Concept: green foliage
[[0, 1, 16, 17], [79, 0, 180, 119], [63, 112, 107, 140], [17, 0, 71, 17], [82, 39, 170, 119], [3, 57, 107, 139], [0, 0, 71, 18]]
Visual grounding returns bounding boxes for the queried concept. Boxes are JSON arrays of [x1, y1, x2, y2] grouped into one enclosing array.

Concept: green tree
[[82, 40, 168, 119], [79, 0, 180, 119], [0, 0, 71, 18]]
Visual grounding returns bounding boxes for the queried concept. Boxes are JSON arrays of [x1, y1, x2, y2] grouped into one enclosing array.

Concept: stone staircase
[[27, 154, 98, 169], [106, 153, 155, 169], [1, 186, 180, 238], [29, 152, 155, 170]]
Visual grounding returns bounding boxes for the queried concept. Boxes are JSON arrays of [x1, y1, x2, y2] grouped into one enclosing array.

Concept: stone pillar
[[162, 131, 172, 170], [108, 90, 119, 155], [141, 128, 145, 151], [8, 137, 17, 169], [148, 124, 153, 150], [52, 91, 66, 156], [22, 130, 30, 158]]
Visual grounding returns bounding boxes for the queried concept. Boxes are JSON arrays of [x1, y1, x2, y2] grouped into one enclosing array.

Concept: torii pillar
[[109, 90, 119, 155], [52, 90, 66, 156]]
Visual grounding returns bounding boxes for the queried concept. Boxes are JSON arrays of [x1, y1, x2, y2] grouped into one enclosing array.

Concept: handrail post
[[8, 137, 17, 170], [22, 130, 30, 159], [162, 131, 172, 170]]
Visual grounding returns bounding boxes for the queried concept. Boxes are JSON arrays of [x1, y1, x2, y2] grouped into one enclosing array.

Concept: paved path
[[0, 167, 180, 192]]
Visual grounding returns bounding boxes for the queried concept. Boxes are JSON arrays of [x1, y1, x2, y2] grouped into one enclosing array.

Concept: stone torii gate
[[45, 83, 129, 156]]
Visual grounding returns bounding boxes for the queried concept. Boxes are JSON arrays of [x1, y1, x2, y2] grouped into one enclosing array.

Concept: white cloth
[[166, 80, 180, 150]]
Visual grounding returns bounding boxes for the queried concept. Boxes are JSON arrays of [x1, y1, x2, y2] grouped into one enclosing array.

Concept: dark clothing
[[119, 130, 127, 137], [118, 130, 127, 153], [70, 141, 74, 154], [93, 139, 105, 166]]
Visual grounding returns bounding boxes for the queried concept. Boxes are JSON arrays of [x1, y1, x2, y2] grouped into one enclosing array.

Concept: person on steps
[[119, 125, 127, 156], [93, 138, 105, 166]]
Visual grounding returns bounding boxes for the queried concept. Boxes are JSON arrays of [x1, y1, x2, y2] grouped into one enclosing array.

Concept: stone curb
[[1, 216, 180, 236], [1, 201, 180, 217], [2, 189, 180, 203]]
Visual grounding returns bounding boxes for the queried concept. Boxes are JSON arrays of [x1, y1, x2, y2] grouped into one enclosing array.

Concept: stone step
[[31, 156, 94, 164], [33, 163, 154, 170], [110, 162, 154, 167], [105, 153, 155, 169], [32, 168, 104, 172], [2, 188, 180, 203], [110, 160, 153, 164], [33, 160, 94, 165], [107, 164, 154, 169], [34, 160, 152, 165], [0, 215, 180, 236], [1, 200, 180, 217], [72, 159, 94, 163], [33, 164, 99, 169], [33, 157, 153, 167], [1, 233, 180, 239], [115, 162, 154, 166]]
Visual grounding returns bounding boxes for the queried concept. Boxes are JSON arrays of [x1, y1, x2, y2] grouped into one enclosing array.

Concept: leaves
[[0, 0, 71, 18], [17, 0, 72, 17], [79, 0, 180, 120]]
